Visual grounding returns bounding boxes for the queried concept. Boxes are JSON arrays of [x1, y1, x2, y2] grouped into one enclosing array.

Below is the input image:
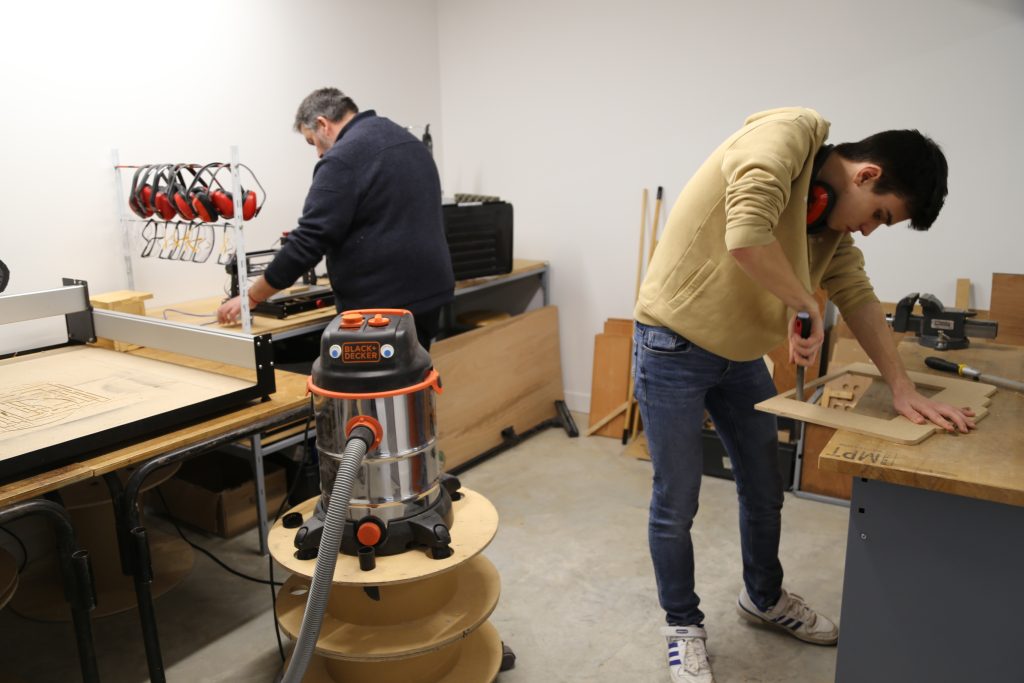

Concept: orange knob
[[367, 314, 390, 327], [340, 312, 364, 329], [356, 521, 383, 547]]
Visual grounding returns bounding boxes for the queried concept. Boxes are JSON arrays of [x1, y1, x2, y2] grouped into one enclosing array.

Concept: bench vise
[[886, 292, 998, 351]]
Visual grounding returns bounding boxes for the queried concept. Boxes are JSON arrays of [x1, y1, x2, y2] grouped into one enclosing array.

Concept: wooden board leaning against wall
[[431, 305, 564, 471]]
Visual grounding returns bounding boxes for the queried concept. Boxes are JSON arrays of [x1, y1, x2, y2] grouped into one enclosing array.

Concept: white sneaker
[[737, 587, 839, 645], [661, 625, 714, 683]]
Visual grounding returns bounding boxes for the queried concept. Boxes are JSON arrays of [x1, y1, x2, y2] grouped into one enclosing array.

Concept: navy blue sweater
[[264, 111, 454, 314]]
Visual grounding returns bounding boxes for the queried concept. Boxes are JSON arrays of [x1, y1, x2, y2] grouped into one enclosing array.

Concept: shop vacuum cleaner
[[279, 308, 461, 683]]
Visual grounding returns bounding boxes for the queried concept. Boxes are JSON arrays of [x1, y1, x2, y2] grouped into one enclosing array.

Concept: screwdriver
[[924, 356, 1024, 393], [795, 311, 812, 402]]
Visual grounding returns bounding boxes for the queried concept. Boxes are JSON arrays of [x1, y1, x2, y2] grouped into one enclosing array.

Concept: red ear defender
[[211, 189, 235, 219], [242, 190, 258, 220], [806, 181, 836, 233], [128, 165, 153, 218], [152, 166, 178, 220], [171, 164, 197, 221], [182, 162, 223, 223], [173, 192, 195, 220], [191, 192, 219, 222]]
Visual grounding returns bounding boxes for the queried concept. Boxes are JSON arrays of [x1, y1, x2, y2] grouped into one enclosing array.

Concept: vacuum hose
[[280, 425, 373, 683]]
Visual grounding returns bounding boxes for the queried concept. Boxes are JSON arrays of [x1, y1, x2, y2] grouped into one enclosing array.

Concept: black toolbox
[[442, 201, 513, 280]]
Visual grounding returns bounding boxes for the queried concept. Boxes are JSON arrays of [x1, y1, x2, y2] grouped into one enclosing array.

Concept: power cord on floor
[[154, 488, 282, 588], [0, 526, 28, 573]]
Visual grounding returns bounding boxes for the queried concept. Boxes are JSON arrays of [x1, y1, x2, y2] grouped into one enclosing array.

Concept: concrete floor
[[0, 417, 850, 682]]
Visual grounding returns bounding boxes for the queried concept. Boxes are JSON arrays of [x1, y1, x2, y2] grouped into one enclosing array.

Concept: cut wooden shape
[[820, 374, 872, 411], [756, 362, 996, 445]]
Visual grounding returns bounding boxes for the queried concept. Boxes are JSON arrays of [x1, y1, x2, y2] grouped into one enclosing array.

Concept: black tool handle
[[796, 311, 812, 340], [925, 356, 960, 375]]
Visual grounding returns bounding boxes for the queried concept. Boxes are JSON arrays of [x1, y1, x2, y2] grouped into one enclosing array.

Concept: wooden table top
[[0, 358, 310, 509], [148, 258, 548, 335], [819, 341, 1024, 507]]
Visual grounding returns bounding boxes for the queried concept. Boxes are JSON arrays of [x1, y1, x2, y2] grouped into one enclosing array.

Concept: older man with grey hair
[[218, 87, 454, 349]]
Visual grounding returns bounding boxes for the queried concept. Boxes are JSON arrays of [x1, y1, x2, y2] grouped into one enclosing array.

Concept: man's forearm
[[245, 276, 280, 304], [842, 301, 914, 393], [729, 241, 817, 312]]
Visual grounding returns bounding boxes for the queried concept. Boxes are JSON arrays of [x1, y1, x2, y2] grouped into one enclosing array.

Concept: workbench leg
[[112, 470, 168, 683], [251, 434, 270, 556], [129, 526, 166, 683], [0, 499, 100, 683]]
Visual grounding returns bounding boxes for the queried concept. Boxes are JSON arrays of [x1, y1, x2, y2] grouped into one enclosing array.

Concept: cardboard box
[[158, 451, 288, 538]]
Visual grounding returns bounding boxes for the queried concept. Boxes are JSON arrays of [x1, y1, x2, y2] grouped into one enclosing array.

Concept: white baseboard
[[562, 390, 590, 415]]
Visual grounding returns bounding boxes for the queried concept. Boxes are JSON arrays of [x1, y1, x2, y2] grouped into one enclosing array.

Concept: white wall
[[0, 0, 442, 353], [3, 0, 1021, 412], [436, 0, 1024, 412]]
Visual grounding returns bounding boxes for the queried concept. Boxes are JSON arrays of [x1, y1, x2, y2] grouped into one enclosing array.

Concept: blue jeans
[[633, 322, 784, 626]]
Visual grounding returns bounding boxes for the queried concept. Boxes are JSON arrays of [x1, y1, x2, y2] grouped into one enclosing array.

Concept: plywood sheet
[[588, 333, 631, 438], [0, 346, 252, 461], [431, 306, 563, 470], [756, 362, 996, 445], [990, 273, 1024, 346]]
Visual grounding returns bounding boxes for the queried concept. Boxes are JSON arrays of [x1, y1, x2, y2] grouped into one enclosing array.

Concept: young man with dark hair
[[218, 87, 454, 350], [632, 107, 971, 683]]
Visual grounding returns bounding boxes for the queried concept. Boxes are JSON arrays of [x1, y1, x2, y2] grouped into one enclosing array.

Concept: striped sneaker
[[661, 625, 714, 683], [737, 588, 838, 645]]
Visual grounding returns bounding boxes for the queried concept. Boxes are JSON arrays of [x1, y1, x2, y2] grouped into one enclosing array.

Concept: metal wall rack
[[112, 146, 258, 333]]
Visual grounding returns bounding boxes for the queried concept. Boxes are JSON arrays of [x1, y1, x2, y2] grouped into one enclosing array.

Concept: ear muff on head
[[806, 181, 836, 234]]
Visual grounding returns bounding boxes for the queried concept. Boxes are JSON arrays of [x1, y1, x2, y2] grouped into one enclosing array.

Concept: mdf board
[[800, 424, 851, 500], [757, 362, 996, 445], [431, 306, 564, 470], [90, 290, 153, 351], [990, 273, 1024, 346], [0, 346, 255, 481], [588, 332, 631, 438]]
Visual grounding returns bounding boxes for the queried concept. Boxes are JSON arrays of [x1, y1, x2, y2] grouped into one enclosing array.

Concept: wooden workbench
[[148, 258, 550, 339], [821, 341, 1024, 683], [0, 362, 309, 509]]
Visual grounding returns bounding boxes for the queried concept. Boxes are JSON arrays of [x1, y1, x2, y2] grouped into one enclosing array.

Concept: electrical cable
[[270, 396, 316, 662], [0, 526, 28, 573], [161, 308, 218, 320], [154, 489, 282, 587]]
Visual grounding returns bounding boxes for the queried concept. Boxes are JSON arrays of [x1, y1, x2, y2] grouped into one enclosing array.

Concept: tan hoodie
[[635, 107, 878, 361]]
